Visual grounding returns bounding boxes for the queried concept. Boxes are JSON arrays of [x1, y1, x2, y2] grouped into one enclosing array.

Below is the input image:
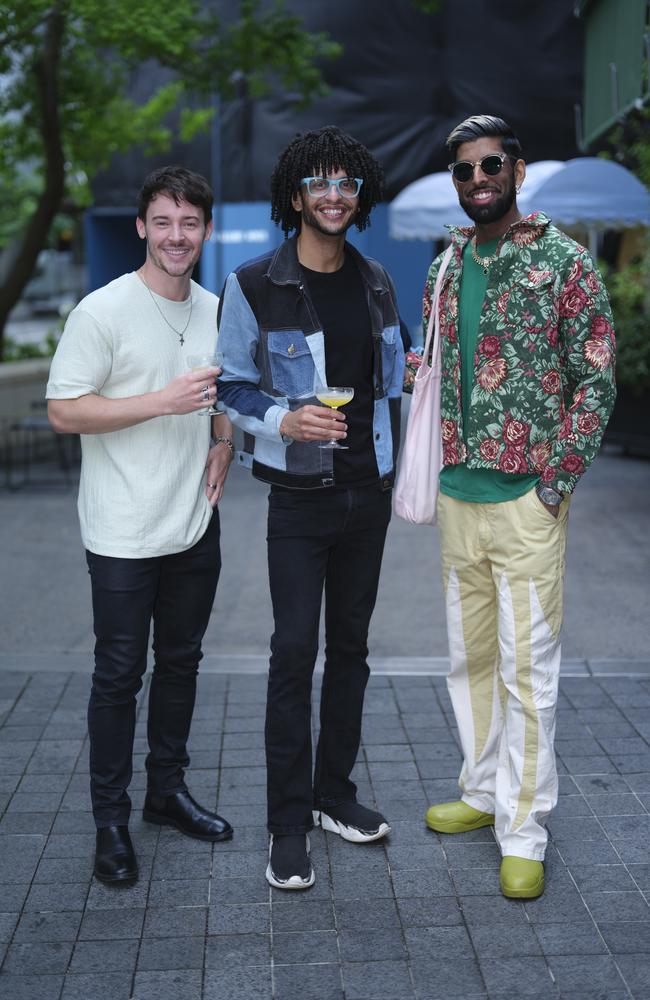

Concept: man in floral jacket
[[418, 115, 616, 898]]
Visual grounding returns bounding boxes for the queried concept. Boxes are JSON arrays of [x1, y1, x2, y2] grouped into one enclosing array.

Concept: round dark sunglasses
[[448, 152, 512, 183]]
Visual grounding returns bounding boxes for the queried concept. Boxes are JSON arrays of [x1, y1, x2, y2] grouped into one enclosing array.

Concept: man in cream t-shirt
[[47, 166, 234, 885]]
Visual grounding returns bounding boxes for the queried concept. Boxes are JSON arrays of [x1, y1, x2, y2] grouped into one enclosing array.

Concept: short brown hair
[[137, 166, 213, 226]]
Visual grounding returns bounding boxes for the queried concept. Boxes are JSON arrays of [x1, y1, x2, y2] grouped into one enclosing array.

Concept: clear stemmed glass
[[314, 384, 354, 449], [186, 351, 223, 415]]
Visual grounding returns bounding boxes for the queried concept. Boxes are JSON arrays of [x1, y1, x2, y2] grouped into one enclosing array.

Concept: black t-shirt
[[301, 253, 379, 486]]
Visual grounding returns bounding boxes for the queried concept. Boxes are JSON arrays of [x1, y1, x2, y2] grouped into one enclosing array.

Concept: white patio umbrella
[[389, 158, 650, 245]]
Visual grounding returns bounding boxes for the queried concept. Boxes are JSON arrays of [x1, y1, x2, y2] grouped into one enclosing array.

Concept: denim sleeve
[[217, 272, 288, 441]]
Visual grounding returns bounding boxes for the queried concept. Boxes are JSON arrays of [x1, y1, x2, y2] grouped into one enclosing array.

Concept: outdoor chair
[[3, 400, 80, 489]]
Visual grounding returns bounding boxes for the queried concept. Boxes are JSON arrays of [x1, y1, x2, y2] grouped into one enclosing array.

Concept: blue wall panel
[[85, 210, 143, 294]]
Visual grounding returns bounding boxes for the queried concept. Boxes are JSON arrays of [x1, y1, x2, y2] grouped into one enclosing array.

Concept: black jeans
[[266, 484, 392, 834], [85, 512, 221, 828]]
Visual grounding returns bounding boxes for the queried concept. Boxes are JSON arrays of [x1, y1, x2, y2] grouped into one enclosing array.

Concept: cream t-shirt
[[47, 272, 219, 558]]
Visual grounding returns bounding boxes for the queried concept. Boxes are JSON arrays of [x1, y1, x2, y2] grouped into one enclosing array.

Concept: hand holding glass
[[315, 386, 354, 449], [186, 352, 223, 415]]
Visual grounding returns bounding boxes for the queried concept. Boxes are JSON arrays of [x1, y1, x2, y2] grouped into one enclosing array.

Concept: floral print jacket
[[407, 212, 616, 495]]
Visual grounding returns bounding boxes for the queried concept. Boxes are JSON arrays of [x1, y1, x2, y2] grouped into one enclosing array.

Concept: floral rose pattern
[[529, 440, 552, 471], [479, 335, 501, 357], [477, 357, 508, 392], [541, 369, 561, 394], [584, 338, 613, 370], [403, 350, 423, 392], [576, 411, 600, 435], [417, 211, 616, 494], [503, 415, 530, 447], [479, 438, 501, 462], [499, 447, 529, 474]]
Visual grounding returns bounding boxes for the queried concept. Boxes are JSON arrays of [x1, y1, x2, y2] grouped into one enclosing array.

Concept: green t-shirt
[[439, 239, 539, 503]]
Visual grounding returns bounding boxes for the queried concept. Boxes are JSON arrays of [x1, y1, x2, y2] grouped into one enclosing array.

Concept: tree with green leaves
[[0, 0, 340, 359], [601, 106, 650, 394]]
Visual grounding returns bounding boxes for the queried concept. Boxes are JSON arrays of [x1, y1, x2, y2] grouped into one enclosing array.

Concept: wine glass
[[315, 384, 354, 449], [186, 351, 223, 415]]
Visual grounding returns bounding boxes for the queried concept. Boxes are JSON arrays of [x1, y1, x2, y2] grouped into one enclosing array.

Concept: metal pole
[[211, 93, 222, 292]]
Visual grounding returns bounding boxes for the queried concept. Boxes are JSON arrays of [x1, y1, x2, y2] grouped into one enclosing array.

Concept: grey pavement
[[1, 445, 649, 664], [1, 441, 649, 999], [3, 670, 650, 999]]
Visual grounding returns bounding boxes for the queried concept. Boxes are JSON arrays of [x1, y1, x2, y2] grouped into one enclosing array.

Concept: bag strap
[[421, 244, 454, 371]]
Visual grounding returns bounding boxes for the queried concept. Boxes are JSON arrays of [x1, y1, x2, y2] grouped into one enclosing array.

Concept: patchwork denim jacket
[[217, 237, 404, 491]]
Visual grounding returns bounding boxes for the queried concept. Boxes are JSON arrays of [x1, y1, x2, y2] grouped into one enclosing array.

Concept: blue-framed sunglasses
[[300, 176, 364, 198]]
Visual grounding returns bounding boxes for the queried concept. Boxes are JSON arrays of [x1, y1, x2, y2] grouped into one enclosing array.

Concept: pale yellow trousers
[[437, 488, 569, 860]]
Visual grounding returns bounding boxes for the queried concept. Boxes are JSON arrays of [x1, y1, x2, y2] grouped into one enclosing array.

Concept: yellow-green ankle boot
[[425, 800, 495, 834], [500, 856, 544, 898]]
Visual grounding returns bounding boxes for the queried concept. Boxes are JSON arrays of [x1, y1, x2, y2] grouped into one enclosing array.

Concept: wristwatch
[[536, 485, 562, 506]]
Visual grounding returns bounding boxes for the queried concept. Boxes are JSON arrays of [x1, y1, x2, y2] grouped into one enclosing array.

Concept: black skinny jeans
[[266, 484, 391, 834], [85, 512, 221, 828]]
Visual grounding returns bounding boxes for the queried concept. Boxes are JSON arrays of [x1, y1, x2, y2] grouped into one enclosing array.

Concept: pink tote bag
[[394, 245, 453, 525]]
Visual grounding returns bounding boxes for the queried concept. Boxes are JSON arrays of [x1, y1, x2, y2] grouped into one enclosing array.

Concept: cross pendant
[[180, 334, 185, 346]]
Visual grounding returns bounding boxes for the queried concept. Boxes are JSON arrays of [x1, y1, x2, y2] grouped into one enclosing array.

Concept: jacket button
[[287, 344, 296, 355]]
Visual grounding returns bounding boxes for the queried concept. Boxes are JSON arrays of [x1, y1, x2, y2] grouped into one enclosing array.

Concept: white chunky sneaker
[[265, 834, 315, 890], [314, 802, 391, 844]]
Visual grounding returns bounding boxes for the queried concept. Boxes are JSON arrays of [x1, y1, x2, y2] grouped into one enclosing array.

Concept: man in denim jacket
[[218, 126, 404, 890]]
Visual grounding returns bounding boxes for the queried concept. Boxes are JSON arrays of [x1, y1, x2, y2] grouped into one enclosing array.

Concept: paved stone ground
[[3, 667, 650, 1000], [1, 445, 648, 664], [1, 439, 648, 997]]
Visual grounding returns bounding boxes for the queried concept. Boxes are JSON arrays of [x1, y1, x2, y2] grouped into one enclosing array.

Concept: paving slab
[[1, 446, 648, 662], [0, 672, 649, 997], [1, 445, 649, 995]]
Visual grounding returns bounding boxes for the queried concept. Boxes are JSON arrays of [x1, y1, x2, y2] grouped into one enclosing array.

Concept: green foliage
[[0, 0, 341, 249], [3, 330, 60, 362], [410, 0, 443, 11], [601, 105, 650, 189], [600, 105, 650, 393], [603, 238, 650, 393]]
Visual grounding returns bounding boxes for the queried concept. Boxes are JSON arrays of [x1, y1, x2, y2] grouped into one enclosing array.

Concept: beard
[[459, 174, 516, 225], [146, 240, 200, 279], [299, 198, 357, 237]]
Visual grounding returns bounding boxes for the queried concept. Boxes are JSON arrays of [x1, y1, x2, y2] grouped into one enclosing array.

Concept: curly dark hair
[[270, 126, 384, 237]]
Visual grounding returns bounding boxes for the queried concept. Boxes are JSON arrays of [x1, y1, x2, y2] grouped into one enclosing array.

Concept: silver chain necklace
[[139, 270, 193, 346], [470, 236, 500, 276]]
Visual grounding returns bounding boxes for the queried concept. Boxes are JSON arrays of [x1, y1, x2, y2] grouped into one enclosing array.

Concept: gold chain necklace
[[470, 236, 500, 276], [139, 270, 193, 346]]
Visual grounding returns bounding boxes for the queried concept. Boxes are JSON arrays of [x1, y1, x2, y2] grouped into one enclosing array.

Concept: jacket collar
[[446, 210, 551, 248], [265, 234, 388, 294]]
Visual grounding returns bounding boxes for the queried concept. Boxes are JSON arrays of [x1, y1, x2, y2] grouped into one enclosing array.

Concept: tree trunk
[[0, 9, 66, 361]]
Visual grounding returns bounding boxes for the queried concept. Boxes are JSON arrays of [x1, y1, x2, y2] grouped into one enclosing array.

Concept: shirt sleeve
[[542, 253, 617, 494], [403, 256, 441, 394], [46, 307, 113, 400]]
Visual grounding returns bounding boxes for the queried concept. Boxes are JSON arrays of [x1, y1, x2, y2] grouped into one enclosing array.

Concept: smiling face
[[136, 193, 212, 280], [291, 167, 360, 238], [452, 136, 525, 227]]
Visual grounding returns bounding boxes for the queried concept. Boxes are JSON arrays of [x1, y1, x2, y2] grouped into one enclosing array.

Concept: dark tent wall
[[89, 0, 582, 329], [93, 0, 582, 205], [218, 0, 582, 201]]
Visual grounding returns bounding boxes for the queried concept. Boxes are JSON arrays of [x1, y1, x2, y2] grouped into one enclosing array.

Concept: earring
[[515, 184, 522, 194]]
